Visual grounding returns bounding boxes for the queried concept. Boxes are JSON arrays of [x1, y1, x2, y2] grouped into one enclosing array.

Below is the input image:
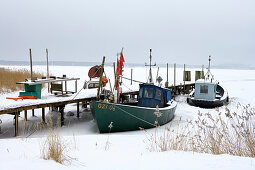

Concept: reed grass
[[0, 67, 44, 93], [147, 104, 255, 158], [40, 116, 77, 165]]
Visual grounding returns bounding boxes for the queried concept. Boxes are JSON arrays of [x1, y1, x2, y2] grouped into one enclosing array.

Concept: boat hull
[[187, 97, 228, 108], [90, 101, 177, 133], [187, 84, 229, 108]]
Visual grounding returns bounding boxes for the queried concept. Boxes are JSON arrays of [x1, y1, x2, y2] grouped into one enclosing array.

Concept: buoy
[[88, 65, 101, 78], [101, 76, 108, 87]]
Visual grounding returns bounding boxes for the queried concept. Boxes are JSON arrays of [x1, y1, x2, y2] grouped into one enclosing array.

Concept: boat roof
[[139, 83, 170, 91], [195, 79, 218, 85]]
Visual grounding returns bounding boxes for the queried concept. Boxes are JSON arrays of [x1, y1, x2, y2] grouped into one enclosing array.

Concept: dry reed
[[0, 67, 44, 93], [147, 104, 255, 158], [40, 116, 76, 165]]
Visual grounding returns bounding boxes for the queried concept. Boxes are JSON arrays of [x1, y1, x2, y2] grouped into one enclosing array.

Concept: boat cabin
[[137, 84, 171, 108], [194, 80, 217, 101]]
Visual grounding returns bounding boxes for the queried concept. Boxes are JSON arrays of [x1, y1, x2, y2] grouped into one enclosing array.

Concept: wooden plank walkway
[[0, 96, 96, 115], [0, 83, 195, 137]]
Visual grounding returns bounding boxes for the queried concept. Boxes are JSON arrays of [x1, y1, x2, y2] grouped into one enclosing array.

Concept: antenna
[[208, 55, 211, 72], [205, 55, 213, 81], [145, 49, 156, 84]]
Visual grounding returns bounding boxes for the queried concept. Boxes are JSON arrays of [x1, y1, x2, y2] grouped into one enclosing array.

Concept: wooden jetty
[[0, 82, 194, 137]]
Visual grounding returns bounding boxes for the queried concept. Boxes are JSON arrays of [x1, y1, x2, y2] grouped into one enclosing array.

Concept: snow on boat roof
[[195, 79, 218, 84]]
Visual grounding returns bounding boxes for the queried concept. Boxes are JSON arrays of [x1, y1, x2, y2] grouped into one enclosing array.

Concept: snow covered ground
[[0, 65, 255, 170]]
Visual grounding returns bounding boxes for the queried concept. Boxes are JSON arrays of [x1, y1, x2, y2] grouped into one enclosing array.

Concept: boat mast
[[208, 55, 211, 73], [205, 55, 213, 81], [145, 49, 156, 84]]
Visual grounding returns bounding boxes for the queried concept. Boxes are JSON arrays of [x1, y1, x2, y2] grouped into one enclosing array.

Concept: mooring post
[[174, 63, 176, 93], [42, 108, 45, 123], [183, 64, 186, 93], [131, 68, 133, 85], [61, 81, 63, 95], [46, 48, 50, 93], [165, 63, 169, 87], [15, 112, 19, 137], [202, 64, 204, 79], [65, 80, 67, 93], [32, 109, 35, 117], [59, 105, 65, 126], [29, 48, 33, 80], [77, 102, 80, 119], [113, 62, 116, 85], [75, 80, 77, 93], [24, 110, 27, 121], [97, 56, 105, 100]]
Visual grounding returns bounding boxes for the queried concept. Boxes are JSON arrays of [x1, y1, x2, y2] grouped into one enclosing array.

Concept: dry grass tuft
[[147, 104, 255, 158], [0, 67, 44, 93], [40, 117, 76, 165]]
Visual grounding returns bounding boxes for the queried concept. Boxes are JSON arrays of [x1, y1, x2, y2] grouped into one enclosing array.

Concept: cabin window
[[144, 88, 153, 98], [155, 89, 162, 100], [200, 85, 208, 94]]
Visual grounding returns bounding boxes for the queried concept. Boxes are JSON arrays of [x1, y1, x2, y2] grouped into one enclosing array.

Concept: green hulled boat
[[90, 84, 177, 133], [90, 49, 177, 133]]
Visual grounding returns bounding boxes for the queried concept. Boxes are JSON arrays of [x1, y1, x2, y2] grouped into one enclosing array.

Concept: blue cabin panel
[[164, 89, 171, 104], [138, 84, 168, 108]]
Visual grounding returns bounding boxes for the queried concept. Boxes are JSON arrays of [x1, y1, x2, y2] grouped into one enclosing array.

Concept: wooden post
[[109, 78, 113, 93], [24, 110, 27, 121], [97, 56, 105, 100], [77, 102, 80, 119], [59, 105, 65, 126], [75, 80, 77, 93], [174, 63, 176, 93], [32, 109, 35, 117], [46, 48, 50, 92], [65, 81, 67, 93], [202, 64, 204, 79], [167, 63, 169, 82], [156, 67, 159, 82], [183, 64, 186, 92], [61, 81, 63, 95], [166, 63, 169, 87], [15, 112, 19, 137], [50, 82, 53, 94], [42, 108, 45, 123], [131, 68, 133, 85], [113, 62, 116, 89], [29, 48, 33, 80]]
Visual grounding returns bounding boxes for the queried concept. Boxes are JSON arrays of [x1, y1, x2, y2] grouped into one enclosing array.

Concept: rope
[[121, 76, 145, 84], [121, 83, 134, 92], [114, 104, 156, 127]]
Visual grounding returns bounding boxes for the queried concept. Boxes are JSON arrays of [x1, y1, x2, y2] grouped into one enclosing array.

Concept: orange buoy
[[101, 76, 108, 87], [88, 65, 101, 78]]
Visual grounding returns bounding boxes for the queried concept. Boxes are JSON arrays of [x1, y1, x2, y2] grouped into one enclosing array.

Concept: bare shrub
[[147, 104, 255, 158]]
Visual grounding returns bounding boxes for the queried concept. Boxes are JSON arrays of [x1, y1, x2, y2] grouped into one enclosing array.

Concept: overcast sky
[[0, 0, 254, 66]]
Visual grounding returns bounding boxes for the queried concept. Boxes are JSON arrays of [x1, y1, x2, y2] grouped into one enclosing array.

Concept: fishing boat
[[90, 50, 177, 133], [187, 56, 229, 108]]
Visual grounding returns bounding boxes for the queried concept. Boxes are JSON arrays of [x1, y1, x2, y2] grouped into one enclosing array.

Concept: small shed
[[194, 80, 217, 101]]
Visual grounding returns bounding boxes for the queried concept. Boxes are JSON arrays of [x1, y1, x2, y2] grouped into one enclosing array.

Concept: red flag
[[116, 58, 122, 76], [120, 51, 125, 68], [115, 79, 119, 89]]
